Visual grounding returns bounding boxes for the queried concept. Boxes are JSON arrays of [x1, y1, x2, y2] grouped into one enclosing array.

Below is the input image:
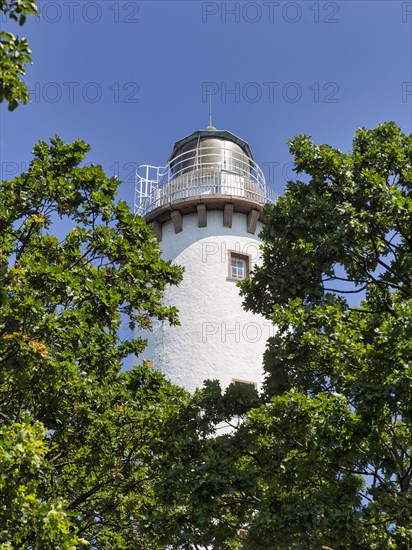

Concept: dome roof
[[168, 128, 255, 163]]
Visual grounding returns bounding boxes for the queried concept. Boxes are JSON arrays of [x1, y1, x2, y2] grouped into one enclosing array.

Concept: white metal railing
[[135, 144, 277, 216]]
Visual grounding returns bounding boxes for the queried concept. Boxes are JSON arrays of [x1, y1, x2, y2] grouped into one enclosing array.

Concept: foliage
[[150, 122, 412, 549], [0, 0, 38, 110], [0, 419, 84, 549], [0, 135, 188, 548]]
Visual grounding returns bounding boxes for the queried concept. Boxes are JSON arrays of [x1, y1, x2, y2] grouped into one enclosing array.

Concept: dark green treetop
[[0, 136, 188, 548]]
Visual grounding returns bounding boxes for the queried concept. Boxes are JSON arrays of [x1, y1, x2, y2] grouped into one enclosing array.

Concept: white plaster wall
[[140, 210, 273, 394]]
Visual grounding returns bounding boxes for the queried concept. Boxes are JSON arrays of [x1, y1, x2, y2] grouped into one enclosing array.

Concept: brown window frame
[[227, 250, 252, 281]]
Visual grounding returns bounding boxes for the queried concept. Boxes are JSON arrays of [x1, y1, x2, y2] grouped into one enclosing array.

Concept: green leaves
[[0, 136, 187, 547], [236, 122, 412, 546], [0, 1, 39, 110], [0, 419, 84, 549], [242, 122, 412, 320]]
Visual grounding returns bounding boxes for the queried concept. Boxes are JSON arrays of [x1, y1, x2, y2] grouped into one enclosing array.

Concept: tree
[[0, 0, 38, 110], [149, 122, 412, 549], [0, 135, 188, 548], [237, 121, 412, 548]]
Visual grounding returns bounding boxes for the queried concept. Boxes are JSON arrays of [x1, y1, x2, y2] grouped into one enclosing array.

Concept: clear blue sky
[[1, 0, 411, 204]]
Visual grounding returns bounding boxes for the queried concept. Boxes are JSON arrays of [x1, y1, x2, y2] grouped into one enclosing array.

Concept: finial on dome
[[206, 89, 217, 131]]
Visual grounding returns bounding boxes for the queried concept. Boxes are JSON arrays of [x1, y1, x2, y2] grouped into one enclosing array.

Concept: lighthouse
[[135, 126, 276, 393]]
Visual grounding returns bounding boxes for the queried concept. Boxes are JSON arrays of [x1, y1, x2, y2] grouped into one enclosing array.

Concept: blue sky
[[1, 0, 411, 205]]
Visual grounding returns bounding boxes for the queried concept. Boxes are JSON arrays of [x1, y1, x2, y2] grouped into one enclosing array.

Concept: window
[[231, 256, 246, 279], [228, 251, 251, 281]]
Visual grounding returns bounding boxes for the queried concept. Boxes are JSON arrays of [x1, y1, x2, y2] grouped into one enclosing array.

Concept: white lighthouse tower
[[135, 126, 276, 393]]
